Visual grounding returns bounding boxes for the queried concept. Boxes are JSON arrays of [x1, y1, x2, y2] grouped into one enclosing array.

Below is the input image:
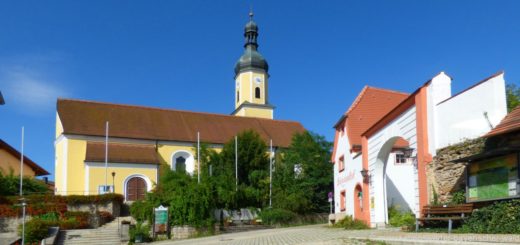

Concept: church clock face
[[255, 77, 262, 84]]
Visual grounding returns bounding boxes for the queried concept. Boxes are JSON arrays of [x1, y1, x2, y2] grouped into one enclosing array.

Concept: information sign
[[154, 205, 168, 233]]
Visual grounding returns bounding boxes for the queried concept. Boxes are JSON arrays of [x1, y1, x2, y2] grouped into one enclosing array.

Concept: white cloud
[[1, 66, 69, 114]]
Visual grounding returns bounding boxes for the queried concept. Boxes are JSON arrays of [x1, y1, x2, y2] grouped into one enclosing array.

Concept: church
[[54, 13, 305, 200]]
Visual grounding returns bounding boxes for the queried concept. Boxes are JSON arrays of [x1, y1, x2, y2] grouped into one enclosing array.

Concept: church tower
[[231, 12, 274, 119]]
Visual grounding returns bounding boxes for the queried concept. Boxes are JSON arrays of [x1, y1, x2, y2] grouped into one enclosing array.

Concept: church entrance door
[[126, 177, 147, 201]]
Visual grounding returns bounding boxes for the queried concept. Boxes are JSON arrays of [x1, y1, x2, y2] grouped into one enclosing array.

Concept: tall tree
[[273, 131, 333, 213], [210, 130, 269, 209], [506, 83, 520, 112]]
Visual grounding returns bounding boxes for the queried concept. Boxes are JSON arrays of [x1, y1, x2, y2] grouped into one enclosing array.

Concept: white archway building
[[332, 71, 508, 227]]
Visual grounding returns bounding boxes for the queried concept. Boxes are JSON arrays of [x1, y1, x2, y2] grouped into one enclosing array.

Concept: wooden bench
[[415, 203, 473, 233]]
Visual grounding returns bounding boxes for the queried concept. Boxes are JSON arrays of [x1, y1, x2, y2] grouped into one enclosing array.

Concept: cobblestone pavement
[[153, 224, 520, 245]]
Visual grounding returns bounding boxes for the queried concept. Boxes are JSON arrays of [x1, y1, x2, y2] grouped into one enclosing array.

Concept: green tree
[[506, 83, 520, 112], [210, 130, 270, 209], [273, 131, 333, 213], [0, 170, 49, 196], [148, 169, 215, 228]]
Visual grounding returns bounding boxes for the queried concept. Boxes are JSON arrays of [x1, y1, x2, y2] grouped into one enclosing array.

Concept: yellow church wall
[[251, 72, 267, 104], [0, 149, 36, 177], [85, 163, 157, 197], [236, 107, 273, 119], [55, 138, 64, 194], [56, 113, 64, 139], [156, 143, 223, 168], [157, 144, 195, 167], [236, 72, 252, 107], [65, 139, 87, 195]]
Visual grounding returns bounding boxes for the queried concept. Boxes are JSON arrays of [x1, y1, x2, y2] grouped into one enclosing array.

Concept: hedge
[[0, 194, 123, 218], [461, 199, 520, 234], [259, 208, 297, 225]]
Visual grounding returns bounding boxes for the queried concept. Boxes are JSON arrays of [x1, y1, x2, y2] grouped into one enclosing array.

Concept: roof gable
[[485, 105, 520, 138], [0, 139, 49, 176], [344, 87, 409, 149]]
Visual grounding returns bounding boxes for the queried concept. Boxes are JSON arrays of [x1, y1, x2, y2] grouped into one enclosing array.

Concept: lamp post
[[402, 147, 415, 158], [360, 169, 369, 183], [19, 198, 26, 245], [111, 172, 116, 193]]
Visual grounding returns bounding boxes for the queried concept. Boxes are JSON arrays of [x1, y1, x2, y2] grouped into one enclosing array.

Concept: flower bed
[[1, 193, 123, 234], [0, 193, 123, 218]]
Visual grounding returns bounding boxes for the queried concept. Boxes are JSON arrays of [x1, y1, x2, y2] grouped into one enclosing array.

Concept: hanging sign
[[154, 205, 168, 233]]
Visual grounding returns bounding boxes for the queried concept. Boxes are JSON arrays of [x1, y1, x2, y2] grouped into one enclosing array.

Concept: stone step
[[57, 218, 124, 245]]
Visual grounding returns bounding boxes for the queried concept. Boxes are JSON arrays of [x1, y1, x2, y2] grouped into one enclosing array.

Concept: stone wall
[[67, 200, 121, 217], [0, 216, 32, 233], [427, 138, 484, 204], [170, 225, 220, 239]]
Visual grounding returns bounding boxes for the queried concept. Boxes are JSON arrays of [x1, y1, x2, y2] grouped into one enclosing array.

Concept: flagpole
[[20, 127, 26, 245], [105, 121, 109, 192], [19, 126, 24, 196], [235, 135, 238, 192], [269, 139, 273, 208], [197, 131, 200, 183]]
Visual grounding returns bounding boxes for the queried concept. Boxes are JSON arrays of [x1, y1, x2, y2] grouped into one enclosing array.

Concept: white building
[[331, 71, 507, 227]]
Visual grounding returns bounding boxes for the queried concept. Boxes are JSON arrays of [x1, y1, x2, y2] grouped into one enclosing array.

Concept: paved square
[[152, 224, 520, 245]]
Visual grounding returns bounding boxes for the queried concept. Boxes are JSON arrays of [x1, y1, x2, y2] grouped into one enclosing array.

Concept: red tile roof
[[57, 99, 305, 148], [0, 139, 49, 176], [85, 142, 160, 164], [485, 106, 520, 138], [338, 86, 409, 150]]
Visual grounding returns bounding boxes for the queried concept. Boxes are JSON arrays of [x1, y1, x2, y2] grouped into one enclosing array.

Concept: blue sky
[[1, 1, 519, 180]]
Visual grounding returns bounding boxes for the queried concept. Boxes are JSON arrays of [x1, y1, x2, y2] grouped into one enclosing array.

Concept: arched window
[[255, 87, 261, 99], [176, 156, 186, 173], [172, 151, 195, 175]]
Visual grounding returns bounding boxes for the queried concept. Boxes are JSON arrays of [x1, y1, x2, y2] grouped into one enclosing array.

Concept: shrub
[[0, 205, 19, 217], [461, 199, 520, 234], [20, 218, 56, 243], [39, 212, 59, 222], [259, 208, 297, 225], [0, 171, 50, 196], [130, 200, 154, 223], [388, 205, 415, 227], [332, 215, 369, 230], [63, 211, 90, 229], [59, 218, 82, 230], [129, 222, 151, 243], [65, 193, 124, 205], [98, 211, 114, 224], [450, 190, 466, 205]]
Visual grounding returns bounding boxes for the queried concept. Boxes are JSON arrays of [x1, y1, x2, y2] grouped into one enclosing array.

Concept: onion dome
[[234, 11, 269, 76]]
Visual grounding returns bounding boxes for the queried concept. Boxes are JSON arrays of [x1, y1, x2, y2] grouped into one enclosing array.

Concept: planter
[[135, 234, 143, 243]]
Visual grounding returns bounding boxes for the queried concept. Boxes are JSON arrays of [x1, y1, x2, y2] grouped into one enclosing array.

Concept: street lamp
[[360, 169, 370, 183], [402, 147, 415, 158], [111, 172, 116, 193], [17, 198, 27, 245]]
